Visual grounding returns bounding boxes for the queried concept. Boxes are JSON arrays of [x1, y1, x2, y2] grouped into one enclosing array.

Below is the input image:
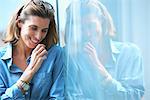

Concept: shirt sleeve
[[49, 47, 64, 100], [102, 44, 145, 100], [0, 45, 26, 99], [0, 77, 25, 100]]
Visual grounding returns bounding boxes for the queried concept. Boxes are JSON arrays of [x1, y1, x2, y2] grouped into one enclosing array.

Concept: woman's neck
[[13, 39, 32, 59], [12, 39, 33, 71]]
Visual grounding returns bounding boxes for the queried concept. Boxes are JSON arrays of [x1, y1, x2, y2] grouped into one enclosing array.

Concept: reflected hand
[[84, 42, 111, 79], [84, 42, 101, 66]]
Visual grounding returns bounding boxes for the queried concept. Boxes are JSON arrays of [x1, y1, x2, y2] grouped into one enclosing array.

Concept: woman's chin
[[27, 42, 37, 49], [28, 40, 39, 48]]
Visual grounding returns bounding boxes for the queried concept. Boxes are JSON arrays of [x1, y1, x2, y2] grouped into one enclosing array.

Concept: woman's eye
[[42, 29, 48, 33], [31, 26, 37, 31]]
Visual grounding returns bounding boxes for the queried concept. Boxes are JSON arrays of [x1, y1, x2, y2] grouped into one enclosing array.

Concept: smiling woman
[[17, 16, 50, 48], [0, 0, 64, 100]]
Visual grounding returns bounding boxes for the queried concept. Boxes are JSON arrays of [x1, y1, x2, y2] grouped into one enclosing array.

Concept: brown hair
[[80, 0, 116, 37], [4, 0, 58, 49]]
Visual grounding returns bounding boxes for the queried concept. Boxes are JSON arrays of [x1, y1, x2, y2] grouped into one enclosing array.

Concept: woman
[[64, 0, 144, 99], [0, 0, 64, 99]]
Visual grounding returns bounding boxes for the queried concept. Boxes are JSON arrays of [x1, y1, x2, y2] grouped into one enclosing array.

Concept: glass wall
[[57, 0, 150, 100], [100, 1, 150, 99]]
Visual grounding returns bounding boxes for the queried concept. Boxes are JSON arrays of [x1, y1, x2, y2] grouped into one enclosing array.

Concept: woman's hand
[[84, 42, 102, 66], [29, 44, 47, 73], [84, 42, 111, 79], [19, 44, 48, 83]]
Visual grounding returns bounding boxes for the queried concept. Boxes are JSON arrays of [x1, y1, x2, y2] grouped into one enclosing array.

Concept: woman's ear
[[16, 18, 23, 28]]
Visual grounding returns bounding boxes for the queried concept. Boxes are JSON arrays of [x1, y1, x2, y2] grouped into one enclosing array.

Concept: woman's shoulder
[[112, 40, 142, 56], [49, 45, 63, 51], [48, 45, 64, 55]]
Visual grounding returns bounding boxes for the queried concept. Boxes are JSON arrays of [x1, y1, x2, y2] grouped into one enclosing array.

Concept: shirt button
[[25, 92, 28, 95]]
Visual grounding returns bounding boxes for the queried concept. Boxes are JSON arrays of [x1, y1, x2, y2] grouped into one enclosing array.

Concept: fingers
[[32, 44, 45, 53], [32, 44, 47, 58], [84, 42, 96, 56], [31, 47, 48, 72], [29, 44, 47, 70], [33, 46, 47, 58], [38, 48, 47, 57]]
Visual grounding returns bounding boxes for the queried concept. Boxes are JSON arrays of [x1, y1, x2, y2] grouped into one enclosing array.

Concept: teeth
[[31, 39, 38, 44]]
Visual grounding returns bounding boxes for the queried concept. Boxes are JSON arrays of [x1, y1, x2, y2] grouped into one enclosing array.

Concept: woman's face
[[81, 15, 102, 45], [18, 16, 50, 49]]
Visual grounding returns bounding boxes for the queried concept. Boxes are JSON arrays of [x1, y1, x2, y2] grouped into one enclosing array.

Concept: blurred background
[[0, 0, 149, 99]]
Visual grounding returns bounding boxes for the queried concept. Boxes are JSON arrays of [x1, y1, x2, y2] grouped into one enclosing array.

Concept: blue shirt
[[102, 41, 145, 100], [0, 43, 64, 100], [65, 40, 145, 100]]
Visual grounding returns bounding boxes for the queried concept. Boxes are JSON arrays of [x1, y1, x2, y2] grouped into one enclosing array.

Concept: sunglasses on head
[[16, 0, 54, 19]]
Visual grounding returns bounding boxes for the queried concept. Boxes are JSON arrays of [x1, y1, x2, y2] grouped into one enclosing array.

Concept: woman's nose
[[34, 31, 42, 41]]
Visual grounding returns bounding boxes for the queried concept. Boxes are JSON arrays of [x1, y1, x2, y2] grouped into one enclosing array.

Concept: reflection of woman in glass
[[64, 0, 145, 99], [0, 0, 64, 99]]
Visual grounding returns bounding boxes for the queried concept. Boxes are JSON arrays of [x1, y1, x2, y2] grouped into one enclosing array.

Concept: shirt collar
[[110, 39, 120, 54], [109, 39, 122, 66], [1, 43, 13, 69], [1, 43, 12, 60]]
